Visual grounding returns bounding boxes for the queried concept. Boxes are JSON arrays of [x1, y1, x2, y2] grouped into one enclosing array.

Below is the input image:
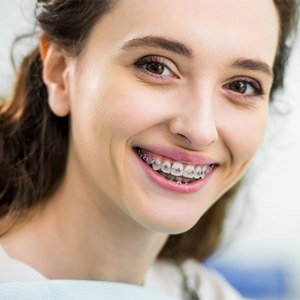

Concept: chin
[[132, 205, 206, 235]]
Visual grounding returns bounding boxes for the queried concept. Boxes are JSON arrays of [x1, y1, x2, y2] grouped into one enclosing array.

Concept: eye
[[134, 56, 178, 80], [144, 62, 171, 76], [229, 81, 257, 95], [224, 78, 264, 99]]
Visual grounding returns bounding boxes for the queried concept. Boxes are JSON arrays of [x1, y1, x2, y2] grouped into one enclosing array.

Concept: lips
[[133, 146, 217, 192]]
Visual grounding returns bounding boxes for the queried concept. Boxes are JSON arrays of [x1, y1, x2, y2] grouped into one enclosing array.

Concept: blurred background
[[0, 1, 299, 299]]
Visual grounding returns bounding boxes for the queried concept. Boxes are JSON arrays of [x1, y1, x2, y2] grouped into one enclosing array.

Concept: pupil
[[146, 63, 164, 74], [231, 81, 246, 93]]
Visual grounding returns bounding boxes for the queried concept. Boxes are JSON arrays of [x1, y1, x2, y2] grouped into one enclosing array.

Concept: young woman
[[0, 0, 298, 299]]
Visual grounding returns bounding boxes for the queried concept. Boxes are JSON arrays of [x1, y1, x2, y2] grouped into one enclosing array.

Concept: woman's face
[[61, 0, 279, 233]]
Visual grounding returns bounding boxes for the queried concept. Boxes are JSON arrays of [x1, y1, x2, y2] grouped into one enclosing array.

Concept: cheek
[[219, 106, 268, 162], [96, 84, 176, 138], [71, 56, 179, 140]]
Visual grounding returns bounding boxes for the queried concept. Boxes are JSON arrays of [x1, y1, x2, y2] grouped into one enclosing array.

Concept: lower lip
[[134, 150, 215, 194]]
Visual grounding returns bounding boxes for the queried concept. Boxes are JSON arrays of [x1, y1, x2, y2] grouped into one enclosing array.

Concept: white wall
[[0, 1, 300, 298], [0, 0, 35, 97]]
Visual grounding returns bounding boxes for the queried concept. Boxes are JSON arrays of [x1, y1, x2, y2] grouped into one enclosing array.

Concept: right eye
[[143, 61, 171, 76], [134, 56, 178, 81]]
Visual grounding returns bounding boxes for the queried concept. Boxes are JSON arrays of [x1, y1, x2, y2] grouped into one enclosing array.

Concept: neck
[[1, 176, 168, 285]]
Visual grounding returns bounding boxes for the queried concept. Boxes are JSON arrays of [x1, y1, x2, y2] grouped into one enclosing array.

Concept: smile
[[135, 147, 216, 185]]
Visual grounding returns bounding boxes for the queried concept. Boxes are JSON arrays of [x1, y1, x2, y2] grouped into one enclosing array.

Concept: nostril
[[169, 116, 218, 149], [176, 133, 192, 144], [175, 132, 217, 149]]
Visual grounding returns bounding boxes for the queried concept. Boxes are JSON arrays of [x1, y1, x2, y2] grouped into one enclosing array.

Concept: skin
[[1, 0, 279, 285]]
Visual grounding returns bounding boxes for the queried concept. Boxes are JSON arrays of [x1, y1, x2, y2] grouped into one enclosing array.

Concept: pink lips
[[134, 146, 217, 194], [138, 145, 216, 165]]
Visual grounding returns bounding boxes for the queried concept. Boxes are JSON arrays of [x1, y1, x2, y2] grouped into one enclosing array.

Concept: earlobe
[[39, 38, 71, 117]]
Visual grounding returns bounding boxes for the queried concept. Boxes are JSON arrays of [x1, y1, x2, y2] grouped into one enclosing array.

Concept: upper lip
[[135, 145, 217, 166]]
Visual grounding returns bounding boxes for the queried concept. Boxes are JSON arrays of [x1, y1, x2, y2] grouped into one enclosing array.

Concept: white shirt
[[0, 244, 247, 299]]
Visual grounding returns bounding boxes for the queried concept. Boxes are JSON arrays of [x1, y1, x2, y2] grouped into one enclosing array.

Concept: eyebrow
[[121, 36, 273, 77], [121, 36, 193, 58], [232, 59, 273, 78]]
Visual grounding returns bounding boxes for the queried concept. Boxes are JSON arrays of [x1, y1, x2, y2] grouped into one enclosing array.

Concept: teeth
[[183, 165, 195, 179], [167, 174, 175, 181], [152, 158, 161, 171], [142, 154, 152, 165], [182, 178, 191, 184], [161, 161, 171, 174], [145, 157, 153, 165], [171, 162, 184, 176], [136, 148, 214, 183], [194, 166, 202, 179], [175, 177, 183, 184], [202, 166, 209, 178]]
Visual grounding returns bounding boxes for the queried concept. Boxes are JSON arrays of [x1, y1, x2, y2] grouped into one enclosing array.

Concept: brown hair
[[0, 0, 299, 261]]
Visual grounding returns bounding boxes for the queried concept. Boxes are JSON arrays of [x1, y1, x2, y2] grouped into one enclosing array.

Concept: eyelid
[[224, 76, 265, 96], [226, 76, 262, 88], [134, 55, 179, 80]]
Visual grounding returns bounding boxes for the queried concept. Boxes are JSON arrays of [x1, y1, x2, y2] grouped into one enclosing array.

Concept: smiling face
[[49, 0, 279, 234]]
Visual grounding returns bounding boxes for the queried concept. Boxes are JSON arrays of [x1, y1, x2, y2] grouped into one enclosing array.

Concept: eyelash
[[223, 78, 265, 100], [134, 56, 178, 81]]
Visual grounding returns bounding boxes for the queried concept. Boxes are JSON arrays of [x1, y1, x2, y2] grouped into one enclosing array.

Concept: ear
[[39, 38, 71, 117]]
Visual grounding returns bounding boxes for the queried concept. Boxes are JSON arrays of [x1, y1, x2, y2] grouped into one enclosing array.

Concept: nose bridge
[[169, 85, 218, 148]]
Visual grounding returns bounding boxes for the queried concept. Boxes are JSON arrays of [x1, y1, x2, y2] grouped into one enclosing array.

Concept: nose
[[168, 91, 218, 149]]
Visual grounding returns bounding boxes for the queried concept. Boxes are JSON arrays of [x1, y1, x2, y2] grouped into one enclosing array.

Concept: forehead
[[88, 0, 280, 65]]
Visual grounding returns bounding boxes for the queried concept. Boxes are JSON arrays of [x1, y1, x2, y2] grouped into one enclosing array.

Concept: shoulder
[[145, 259, 249, 300], [0, 243, 46, 282]]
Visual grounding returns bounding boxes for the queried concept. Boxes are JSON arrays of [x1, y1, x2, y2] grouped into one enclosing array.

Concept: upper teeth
[[171, 161, 184, 176], [152, 158, 162, 171], [138, 149, 213, 180], [161, 161, 171, 174], [183, 165, 195, 179]]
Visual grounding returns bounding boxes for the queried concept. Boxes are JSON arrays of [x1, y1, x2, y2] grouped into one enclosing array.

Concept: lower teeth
[[158, 170, 195, 184]]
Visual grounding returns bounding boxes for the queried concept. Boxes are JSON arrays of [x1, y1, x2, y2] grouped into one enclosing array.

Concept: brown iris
[[146, 62, 164, 75], [229, 81, 247, 94]]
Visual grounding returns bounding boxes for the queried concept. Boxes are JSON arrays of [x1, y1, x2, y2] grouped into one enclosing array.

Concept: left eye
[[226, 80, 262, 96]]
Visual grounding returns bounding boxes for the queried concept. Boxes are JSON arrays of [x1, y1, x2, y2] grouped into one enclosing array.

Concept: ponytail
[[0, 48, 69, 233]]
